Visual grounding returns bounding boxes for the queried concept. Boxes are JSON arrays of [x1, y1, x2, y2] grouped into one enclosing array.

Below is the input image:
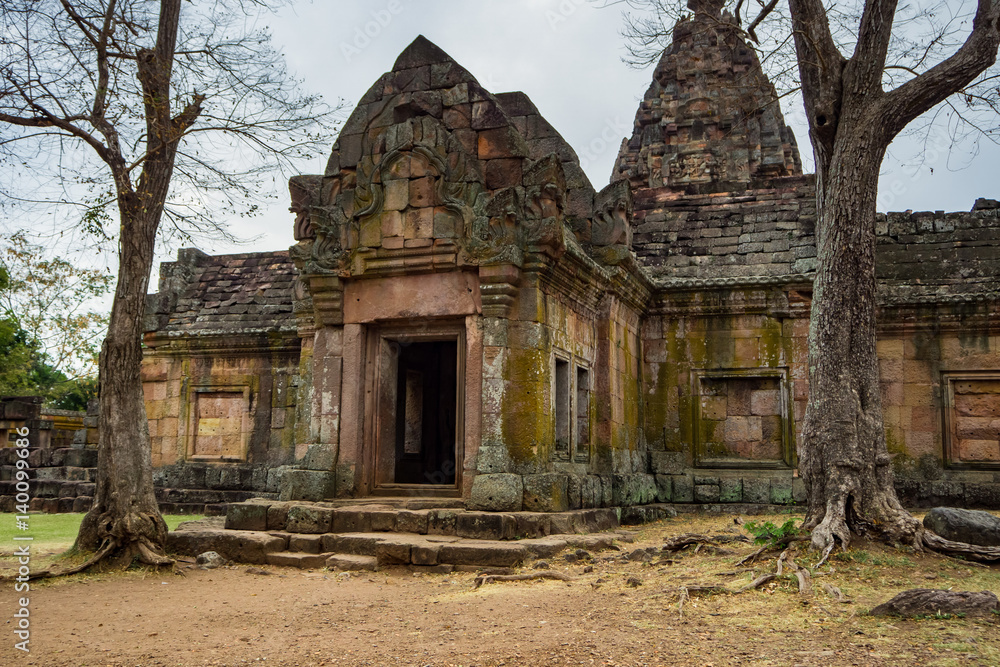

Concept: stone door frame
[[363, 320, 467, 496]]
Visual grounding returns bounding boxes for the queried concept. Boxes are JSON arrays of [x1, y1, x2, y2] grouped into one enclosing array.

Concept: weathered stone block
[[438, 542, 528, 568], [549, 512, 583, 535], [671, 475, 694, 503], [478, 126, 529, 159], [719, 478, 743, 502], [288, 534, 323, 554], [581, 475, 604, 508], [369, 511, 397, 532], [649, 451, 685, 475], [924, 507, 1000, 546], [302, 444, 337, 471], [922, 481, 965, 506], [411, 544, 440, 566], [522, 473, 569, 512], [279, 470, 335, 502], [285, 505, 333, 534], [375, 541, 412, 566], [267, 503, 290, 531], [511, 512, 552, 538], [72, 496, 92, 512], [456, 512, 517, 540], [470, 100, 508, 130], [331, 509, 371, 533], [468, 473, 523, 511], [396, 510, 429, 534], [325, 554, 377, 572], [320, 533, 381, 556], [225, 503, 269, 532], [654, 475, 672, 502], [427, 509, 459, 535], [742, 477, 771, 504], [792, 478, 807, 503], [565, 474, 583, 510], [334, 465, 355, 498], [475, 446, 513, 474], [694, 484, 721, 503], [769, 478, 794, 504], [166, 528, 284, 565]]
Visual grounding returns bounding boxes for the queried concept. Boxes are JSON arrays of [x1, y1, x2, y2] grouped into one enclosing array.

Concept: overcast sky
[[177, 0, 999, 262]]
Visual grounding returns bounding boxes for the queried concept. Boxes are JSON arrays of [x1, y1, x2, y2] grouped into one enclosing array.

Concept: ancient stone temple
[[138, 2, 1000, 515]]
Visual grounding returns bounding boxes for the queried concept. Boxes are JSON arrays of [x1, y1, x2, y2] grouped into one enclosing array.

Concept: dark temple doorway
[[391, 340, 457, 485]]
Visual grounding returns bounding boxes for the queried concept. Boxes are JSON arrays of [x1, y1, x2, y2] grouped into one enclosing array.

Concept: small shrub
[[744, 519, 801, 546]]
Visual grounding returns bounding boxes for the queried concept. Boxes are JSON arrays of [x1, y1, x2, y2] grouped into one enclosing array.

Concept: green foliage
[[0, 236, 106, 409], [744, 519, 801, 546], [0, 231, 112, 379]]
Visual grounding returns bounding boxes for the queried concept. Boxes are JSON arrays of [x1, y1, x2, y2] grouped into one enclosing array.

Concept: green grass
[[0, 513, 204, 558]]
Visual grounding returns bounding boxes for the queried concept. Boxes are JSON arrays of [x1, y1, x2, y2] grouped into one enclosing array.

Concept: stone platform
[[166, 499, 671, 571]]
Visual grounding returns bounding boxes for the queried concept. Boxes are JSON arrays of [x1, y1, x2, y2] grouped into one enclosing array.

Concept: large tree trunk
[[76, 200, 170, 566], [798, 107, 922, 553]]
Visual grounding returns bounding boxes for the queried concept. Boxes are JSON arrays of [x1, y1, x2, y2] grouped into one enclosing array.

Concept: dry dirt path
[[2, 515, 998, 666]]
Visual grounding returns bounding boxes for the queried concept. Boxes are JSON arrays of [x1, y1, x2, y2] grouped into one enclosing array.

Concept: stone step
[[226, 500, 629, 540], [323, 497, 465, 510], [325, 554, 378, 571], [265, 551, 334, 568], [179, 528, 626, 571]]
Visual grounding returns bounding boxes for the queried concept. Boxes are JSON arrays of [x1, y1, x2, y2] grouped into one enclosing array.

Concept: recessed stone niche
[[693, 369, 792, 468], [944, 373, 1000, 468]]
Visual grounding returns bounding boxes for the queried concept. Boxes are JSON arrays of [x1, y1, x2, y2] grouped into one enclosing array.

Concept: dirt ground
[[2, 513, 999, 666]]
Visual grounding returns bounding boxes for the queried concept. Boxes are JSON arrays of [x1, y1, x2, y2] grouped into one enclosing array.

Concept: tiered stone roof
[[145, 249, 297, 336], [613, 0, 802, 193]]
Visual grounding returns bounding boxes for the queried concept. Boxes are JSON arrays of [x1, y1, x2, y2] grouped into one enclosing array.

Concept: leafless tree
[[0, 0, 338, 568], [602, 0, 1000, 557]]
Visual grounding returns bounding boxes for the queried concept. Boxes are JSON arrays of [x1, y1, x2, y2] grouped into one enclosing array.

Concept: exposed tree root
[[473, 571, 577, 588], [0, 517, 174, 582], [0, 539, 118, 582], [660, 533, 749, 554], [822, 582, 849, 603], [736, 573, 776, 592], [922, 531, 1000, 564], [735, 546, 769, 567]]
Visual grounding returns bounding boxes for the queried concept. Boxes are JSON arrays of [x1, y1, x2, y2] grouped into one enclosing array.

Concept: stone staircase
[[166, 499, 672, 571], [0, 446, 271, 516], [0, 446, 98, 513]]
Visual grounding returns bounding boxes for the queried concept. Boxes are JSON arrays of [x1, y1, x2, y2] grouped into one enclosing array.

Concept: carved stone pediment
[[469, 186, 523, 266], [521, 155, 567, 259], [289, 175, 324, 241], [587, 178, 634, 266]]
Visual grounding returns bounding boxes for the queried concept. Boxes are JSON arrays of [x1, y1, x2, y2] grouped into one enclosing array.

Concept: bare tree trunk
[[77, 201, 170, 565], [799, 112, 921, 552]]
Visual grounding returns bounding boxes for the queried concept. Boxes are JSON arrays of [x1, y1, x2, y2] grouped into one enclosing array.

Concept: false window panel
[[554, 357, 571, 461], [575, 365, 591, 462], [943, 373, 1000, 468], [191, 390, 248, 460], [693, 369, 792, 469]]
